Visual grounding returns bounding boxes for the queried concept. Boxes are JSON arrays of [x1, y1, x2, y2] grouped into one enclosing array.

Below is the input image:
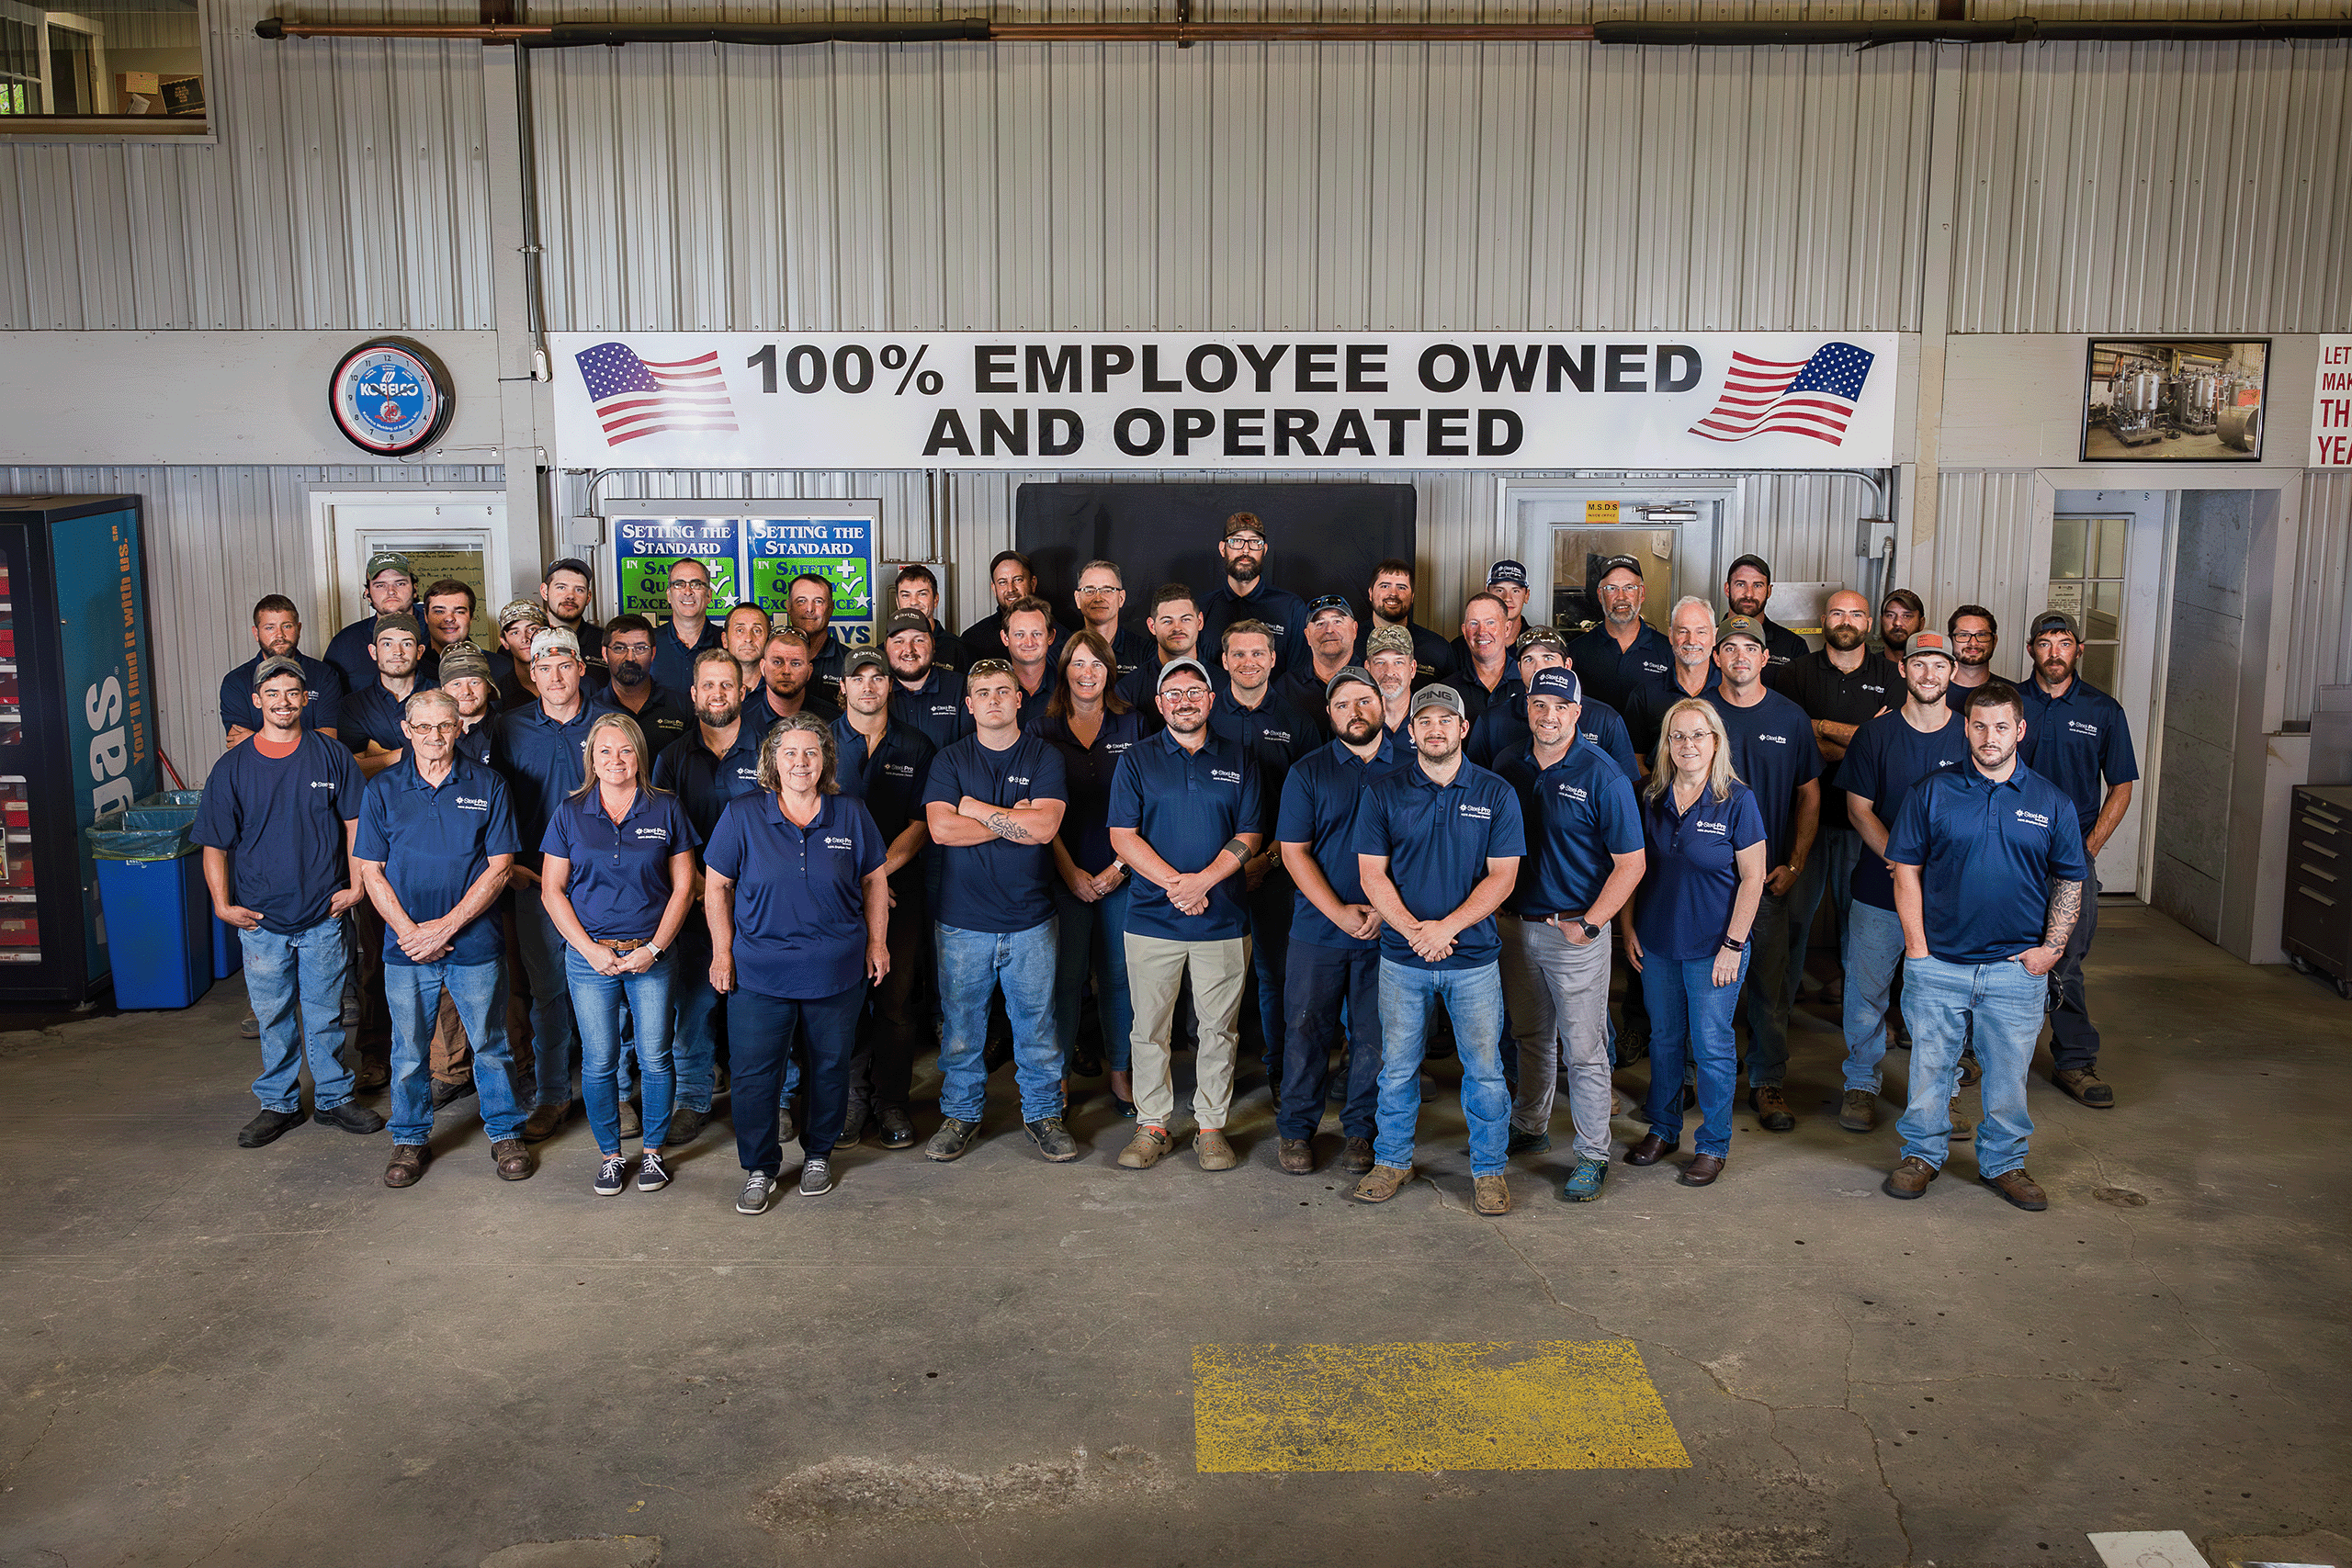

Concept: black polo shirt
[[606, 682, 695, 757], [1752, 613, 1810, 685], [1772, 648, 1901, 816], [652, 723, 767, 841], [889, 669, 973, 753], [1351, 621, 1457, 687], [1621, 672, 1713, 761], [832, 716, 938, 850]]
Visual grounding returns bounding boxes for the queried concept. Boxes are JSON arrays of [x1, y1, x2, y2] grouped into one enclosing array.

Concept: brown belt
[[607, 937, 650, 953]]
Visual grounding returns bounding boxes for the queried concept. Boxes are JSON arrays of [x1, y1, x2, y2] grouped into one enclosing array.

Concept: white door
[[1506, 486, 1734, 637], [311, 492, 510, 638], [2045, 506, 2164, 894]]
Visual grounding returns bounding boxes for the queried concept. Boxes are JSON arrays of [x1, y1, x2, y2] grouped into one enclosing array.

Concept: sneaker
[[1838, 1089, 1878, 1133], [2052, 1067, 2115, 1108], [1278, 1137, 1315, 1175], [637, 1149, 671, 1191], [1023, 1117, 1081, 1163], [1882, 1155, 1939, 1200], [1473, 1173, 1512, 1214], [925, 1116, 980, 1162], [1337, 1136, 1375, 1175], [1560, 1156, 1609, 1202], [736, 1172, 780, 1214], [520, 1102, 567, 1143], [431, 1077, 477, 1111], [1981, 1168, 2049, 1211], [1116, 1123, 1171, 1170], [237, 1107, 303, 1148], [593, 1153, 630, 1197], [616, 1100, 642, 1138], [314, 1100, 386, 1135], [1748, 1085, 1795, 1132], [799, 1156, 833, 1197], [876, 1105, 917, 1149], [664, 1106, 708, 1146], [1351, 1163, 1413, 1203]]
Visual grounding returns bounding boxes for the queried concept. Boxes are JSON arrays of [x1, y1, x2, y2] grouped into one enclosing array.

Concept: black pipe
[[1592, 17, 2352, 46]]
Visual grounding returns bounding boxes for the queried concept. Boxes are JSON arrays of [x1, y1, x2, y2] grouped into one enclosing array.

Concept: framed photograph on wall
[[2081, 338, 2269, 462]]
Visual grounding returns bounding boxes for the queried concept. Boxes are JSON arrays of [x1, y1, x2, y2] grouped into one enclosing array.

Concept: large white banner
[[551, 332, 1899, 471], [2314, 336, 2352, 468]]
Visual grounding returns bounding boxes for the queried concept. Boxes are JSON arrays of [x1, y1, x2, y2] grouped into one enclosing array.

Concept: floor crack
[[179, 1453, 328, 1568]]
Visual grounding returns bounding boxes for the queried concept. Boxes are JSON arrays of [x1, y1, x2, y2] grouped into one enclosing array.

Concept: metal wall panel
[[2287, 470, 2352, 726], [1926, 469, 2043, 662]]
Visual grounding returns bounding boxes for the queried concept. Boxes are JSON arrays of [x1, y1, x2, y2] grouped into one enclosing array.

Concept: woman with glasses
[[1026, 630, 1148, 1112], [539, 713, 700, 1197], [704, 715, 890, 1214], [1624, 698, 1768, 1188]]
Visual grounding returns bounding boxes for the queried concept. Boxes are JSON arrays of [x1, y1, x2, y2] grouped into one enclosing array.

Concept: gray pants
[[1125, 933, 1251, 1131], [1497, 912, 1616, 1160]]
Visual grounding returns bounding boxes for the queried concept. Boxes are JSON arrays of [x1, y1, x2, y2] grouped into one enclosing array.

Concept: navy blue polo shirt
[[2017, 675, 2140, 833], [1497, 739, 1645, 918], [1107, 626, 1156, 678], [652, 724, 767, 841], [922, 729, 1069, 933], [834, 716, 938, 849], [1209, 689, 1319, 836], [1704, 686, 1825, 868], [325, 614, 388, 693], [1887, 762, 2090, 964], [1945, 677, 1994, 714], [353, 754, 522, 966], [1352, 622, 1457, 687], [650, 617, 723, 694], [1027, 706, 1148, 874], [1275, 731, 1410, 950], [1634, 781, 1768, 962], [455, 717, 494, 769], [1202, 581, 1309, 678], [1840, 709, 1971, 910], [1447, 664, 1519, 727], [1106, 728, 1263, 942], [191, 732, 366, 932], [1566, 622, 1674, 714], [1353, 760, 1525, 971], [889, 669, 974, 753], [539, 786, 699, 942], [606, 684, 694, 758], [704, 791, 885, 999], [1112, 649, 1182, 715], [1621, 672, 1710, 761], [1468, 692, 1640, 784], [959, 609, 1070, 667], [219, 650, 344, 736], [490, 695, 617, 869], [340, 679, 435, 757]]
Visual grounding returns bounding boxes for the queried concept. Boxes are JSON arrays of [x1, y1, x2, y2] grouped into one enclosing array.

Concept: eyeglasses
[[1952, 631, 1995, 643], [967, 659, 1012, 677], [1160, 686, 1211, 703], [1223, 535, 1266, 548], [1667, 730, 1713, 746], [1078, 583, 1122, 597], [408, 721, 460, 737]]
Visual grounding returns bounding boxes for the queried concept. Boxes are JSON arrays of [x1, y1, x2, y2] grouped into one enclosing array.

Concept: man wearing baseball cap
[[1837, 631, 1973, 1134], [1353, 558, 1456, 685], [1721, 554, 1809, 681], [326, 549, 421, 692], [220, 595, 345, 750], [1200, 513, 1309, 680], [1278, 593, 1363, 717], [1351, 682, 1526, 1215], [1468, 626, 1640, 784], [1451, 560, 1532, 674], [1362, 626, 1421, 739], [2016, 608, 2139, 1109], [1566, 555, 1673, 714], [341, 613, 437, 781]]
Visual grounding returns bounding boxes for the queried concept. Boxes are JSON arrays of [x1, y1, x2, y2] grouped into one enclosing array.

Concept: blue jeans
[[1374, 960, 1510, 1177], [566, 947, 675, 1154], [1280, 940, 1383, 1140], [2046, 865, 2102, 1072], [1051, 879, 1133, 1074], [729, 984, 863, 1172], [513, 891, 579, 1108], [1898, 953, 2044, 1178], [937, 919, 1062, 1123], [384, 958, 526, 1145], [669, 920, 723, 1113], [1243, 869, 1294, 1075], [1640, 950, 1750, 1159], [242, 919, 354, 1112], [1840, 900, 1907, 1093], [1785, 824, 1863, 1007]]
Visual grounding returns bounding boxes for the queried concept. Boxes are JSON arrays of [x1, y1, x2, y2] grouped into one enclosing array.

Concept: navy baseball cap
[[1306, 593, 1354, 622], [1528, 667, 1583, 704], [1487, 560, 1530, 589]]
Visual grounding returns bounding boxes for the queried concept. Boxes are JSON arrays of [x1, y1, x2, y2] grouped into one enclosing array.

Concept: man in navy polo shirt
[[1114, 583, 1206, 714], [920, 658, 1073, 1163], [602, 615, 695, 756], [885, 612, 972, 752], [649, 558, 723, 693], [1363, 626, 1421, 740], [1495, 668, 1645, 1202], [1622, 596, 1720, 764], [1838, 631, 1973, 1134], [342, 613, 435, 778], [356, 689, 532, 1186], [1467, 626, 1641, 781], [1566, 556, 1673, 716], [1353, 558, 1455, 686], [1072, 558, 1155, 678], [1272, 668, 1409, 1176], [2017, 609, 2140, 1110], [890, 565, 973, 672], [1280, 593, 1360, 717], [1883, 681, 2089, 1212], [325, 549, 420, 693], [1109, 656, 1265, 1174], [1352, 683, 1525, 1215], [220, 595, 343, 747], [1451, 560, 1532, 676], [196, 658, 379, 1149], [651, 647, 767, 1145], [1705, 614, 1824, 1133], [491, 625, 616, 1140], [1199, 513, 1308, 679]]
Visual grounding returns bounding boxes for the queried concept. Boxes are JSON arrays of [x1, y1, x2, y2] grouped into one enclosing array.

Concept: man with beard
[[649, 558, 723, 693], [891, 564, 973, 672], [1945, 605, 1998, 708], [326, 550, 420, 692], [961, 551, 1066, 660], [221, 594, 343, 746], [599, 615, 693, 754], [342, 614, 435, 781], [1452, 592, 1516, 723], [2016, 610, 2138, 1110], [537, 557, 605, 661], [1199, 513, 1308, 679], [750, 626, 840, 728], [1566, 556, 1673, 715], [1622, 597, 1720, 765], [884, 611, 972, 752], [1878, 588, 1925, 660], [1114, 584, 1206, 714], [1280, 594, 1360, 719], [1353, 558, 1454, 684], [1774, 590, 1900, 1012], [1363, 626, 1421, 740], [1072, 559, 1154, 678], [1272, 669, 1410, 1176], [652, 648, 770, 1146], [1453, 561, 1532, 672], [722, 603, 773, 678], [1721, 555, 1809, 683]]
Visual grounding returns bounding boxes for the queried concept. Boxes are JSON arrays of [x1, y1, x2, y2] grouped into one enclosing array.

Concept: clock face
[[330, 339, 454, 457]]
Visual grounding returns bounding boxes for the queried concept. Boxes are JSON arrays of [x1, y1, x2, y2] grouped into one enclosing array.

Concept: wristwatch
[[1575, 918, 1600, 941], [643, 942, 664, 959]]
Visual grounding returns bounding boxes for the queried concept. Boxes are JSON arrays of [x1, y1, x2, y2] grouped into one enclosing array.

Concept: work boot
[[664, 1105, 708, 1146], [925, 1116, 980, 1162], [1749, 1085, 1795, 1132], [1838, 1089, 1878, 1133], [1023, 1117, 1081, 1163], [1351, 1164, 1413, 1203], [1278, 1137, 1315, 1175], [1981, 1168, 2050, 1211], [314, 1101, 385, 1135], [1882, 1155, 1939, 1200], [1117, 1123, 1171, 1170], [876, 1104, 917, 1149], [1560, 1156, 1608, 1203], [491, 1139, 536, 1180], [616, 1099, 641, 1139], [431, 1077, 477, 1111], [1193, 1128, 1238, 1171], [238, 1106, 304, 1148], [382, 1144, 427, 1188], [1337, 1136, 1375, 1174], [2052, 1067, 2115, 1108], [520, 1102, 566, 1143], [1473, 1174, 1511, 1215]]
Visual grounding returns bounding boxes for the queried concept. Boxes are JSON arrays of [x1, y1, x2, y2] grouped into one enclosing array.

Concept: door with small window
[[2045, 505, 2163, 894]]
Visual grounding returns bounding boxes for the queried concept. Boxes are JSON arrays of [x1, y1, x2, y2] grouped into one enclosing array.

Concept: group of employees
[[192, 512, 2134, 1216]]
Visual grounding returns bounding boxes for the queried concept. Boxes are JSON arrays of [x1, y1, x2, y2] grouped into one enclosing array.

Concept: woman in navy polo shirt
[[1626, 697, 1768, 1188], [1027, 630, 1148, 1112], [542, 713, 701, 1198], [704, 714, 889, 1216]]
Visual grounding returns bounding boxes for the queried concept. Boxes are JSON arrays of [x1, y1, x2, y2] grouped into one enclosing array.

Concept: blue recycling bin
[[212, 915, 243, 980], [93, 853, 213, 1010]]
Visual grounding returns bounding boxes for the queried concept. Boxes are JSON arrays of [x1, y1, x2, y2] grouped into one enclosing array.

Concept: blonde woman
[[540, 713, 700, 1197], [1623, 698, 1768, 1188]]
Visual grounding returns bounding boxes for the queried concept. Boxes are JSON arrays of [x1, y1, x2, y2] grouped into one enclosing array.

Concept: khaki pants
[[1125, 932, 1251, 1131]]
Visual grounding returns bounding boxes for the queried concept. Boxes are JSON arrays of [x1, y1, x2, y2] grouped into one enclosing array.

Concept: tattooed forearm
[[986, 810, 1034, 843], [2042, 877, 2083, 951]]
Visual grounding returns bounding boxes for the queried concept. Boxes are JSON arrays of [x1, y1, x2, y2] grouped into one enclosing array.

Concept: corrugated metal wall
[[1926, 469, 2045, 657]]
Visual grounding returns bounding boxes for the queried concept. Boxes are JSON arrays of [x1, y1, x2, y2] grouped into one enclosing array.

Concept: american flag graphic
[[1687, 342, 1875, 446], [574, 341, 739, 446]]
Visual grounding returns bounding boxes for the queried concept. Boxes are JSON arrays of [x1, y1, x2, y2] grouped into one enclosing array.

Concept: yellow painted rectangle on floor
[[1193, 1339, 1690, 1474]]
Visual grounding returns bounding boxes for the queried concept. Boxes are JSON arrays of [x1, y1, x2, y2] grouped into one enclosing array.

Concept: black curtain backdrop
[[1011, 481, 1418, 633]]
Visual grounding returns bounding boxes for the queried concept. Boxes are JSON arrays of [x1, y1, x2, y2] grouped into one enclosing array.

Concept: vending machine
[[0, 496, 160, 1004]]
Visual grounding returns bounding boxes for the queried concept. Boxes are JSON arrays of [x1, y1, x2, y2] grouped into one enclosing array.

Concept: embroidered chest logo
[[456, 795, 490, 812], [1457, 803, 1493, 821], [1211, 768, 1242, 784], [2013, 807, 2051, 829], [823, 835, 854, 851], [1692, 818, 1728, 836]]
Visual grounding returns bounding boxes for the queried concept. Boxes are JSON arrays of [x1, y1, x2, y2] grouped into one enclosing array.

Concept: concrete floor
[[2, 904, 2346, 1568]]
